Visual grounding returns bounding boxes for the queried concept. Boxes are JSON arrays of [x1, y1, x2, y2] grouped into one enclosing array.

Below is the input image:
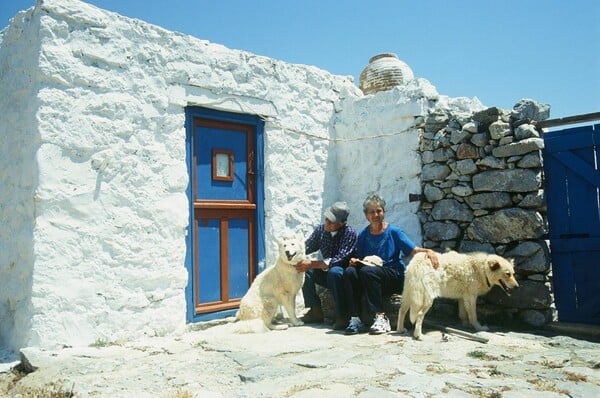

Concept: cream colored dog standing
[[397, 251, 519, 340], [234, 237, 306, 333]]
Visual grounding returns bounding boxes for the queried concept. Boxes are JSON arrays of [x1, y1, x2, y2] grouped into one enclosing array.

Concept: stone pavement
[[1, 319, 599, 397]]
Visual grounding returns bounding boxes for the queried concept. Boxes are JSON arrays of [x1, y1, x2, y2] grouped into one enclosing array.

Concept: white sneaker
[[369, 313, 391, 334]]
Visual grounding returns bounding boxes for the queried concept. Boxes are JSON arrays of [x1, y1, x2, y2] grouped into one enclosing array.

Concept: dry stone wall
[[418, 99, 553, 327]]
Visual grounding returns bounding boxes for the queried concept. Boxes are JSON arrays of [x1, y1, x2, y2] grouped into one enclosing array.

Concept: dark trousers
[[344, 265, 404, 317], [302, 266, 346, 318]]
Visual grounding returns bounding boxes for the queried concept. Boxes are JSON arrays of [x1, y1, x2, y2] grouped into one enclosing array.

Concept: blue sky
[[2, 0, 599, 119]]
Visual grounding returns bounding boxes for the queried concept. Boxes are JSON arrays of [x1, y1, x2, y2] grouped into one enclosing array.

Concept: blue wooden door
[[185, 108, 264, 321], [543, 123, 600, 324]]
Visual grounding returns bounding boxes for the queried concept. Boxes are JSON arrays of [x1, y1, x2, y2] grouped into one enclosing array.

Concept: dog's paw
[[269, 324, 290, 331], [290, 320, 304, 327], [474, 324, 489, 332], [396, 327, 408, 335]]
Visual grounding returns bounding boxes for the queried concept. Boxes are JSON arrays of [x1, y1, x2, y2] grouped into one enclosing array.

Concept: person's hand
[[295, 259, 311, 273], [425, 250, 439, 269], [349, 258, 359, 267]]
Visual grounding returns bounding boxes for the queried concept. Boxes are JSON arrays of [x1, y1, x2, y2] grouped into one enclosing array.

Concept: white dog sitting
[[397, 251, 519, 340], [234, 237, 306, 333]]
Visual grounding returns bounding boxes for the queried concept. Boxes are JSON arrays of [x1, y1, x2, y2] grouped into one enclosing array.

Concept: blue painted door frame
[[185, 107, 265, 322], [543, 123, 600, 325]]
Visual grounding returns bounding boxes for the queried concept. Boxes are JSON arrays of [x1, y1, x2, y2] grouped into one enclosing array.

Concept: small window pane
[[212, 149, 234, 181], [215, 153, 230, 177]]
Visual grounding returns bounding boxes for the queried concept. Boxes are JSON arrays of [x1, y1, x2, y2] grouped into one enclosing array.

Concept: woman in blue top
[[343, 193, 439, 335]]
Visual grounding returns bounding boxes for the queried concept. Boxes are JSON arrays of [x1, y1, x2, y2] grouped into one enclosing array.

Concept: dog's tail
[[403, 269, 423, 325], [405, 255, 439, 324], [408, 288, 423, 325], [230, 318, 270, 334]]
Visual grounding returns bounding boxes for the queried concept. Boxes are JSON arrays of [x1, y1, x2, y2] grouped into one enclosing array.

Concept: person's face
[[365, 203, 385, 224], [324, 218, 344, 232]]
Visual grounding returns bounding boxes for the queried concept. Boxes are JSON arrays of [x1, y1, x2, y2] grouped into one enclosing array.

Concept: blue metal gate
[[543, 123, 600, 325]]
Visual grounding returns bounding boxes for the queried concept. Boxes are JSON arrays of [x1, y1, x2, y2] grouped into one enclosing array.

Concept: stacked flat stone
[[418, 99, 553, 328]]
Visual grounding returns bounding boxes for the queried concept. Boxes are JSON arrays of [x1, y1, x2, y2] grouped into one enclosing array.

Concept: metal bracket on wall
[[408, 193, 422, 202]]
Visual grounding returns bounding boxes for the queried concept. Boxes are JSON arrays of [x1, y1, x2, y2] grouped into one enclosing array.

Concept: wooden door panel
[[228, 217, 252, 299], [195, 125, 249, 201], [543, 123, 600, 324], [197, 218, 221, 304], [186, 108, 264, 322], [191, 116, 256, 315]]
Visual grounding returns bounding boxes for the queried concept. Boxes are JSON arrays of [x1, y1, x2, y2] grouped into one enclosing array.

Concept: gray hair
[[362, 193, 386, 213]]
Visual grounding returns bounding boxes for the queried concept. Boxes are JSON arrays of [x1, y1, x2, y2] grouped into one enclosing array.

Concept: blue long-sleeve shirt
[[355, 224, 416, 272], [305, 224, 357, 269]]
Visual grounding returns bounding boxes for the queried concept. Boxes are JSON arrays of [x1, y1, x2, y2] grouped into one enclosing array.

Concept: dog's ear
[[488, 259, 501, 271]]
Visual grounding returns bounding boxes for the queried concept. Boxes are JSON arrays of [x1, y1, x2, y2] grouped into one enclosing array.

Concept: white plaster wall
[[0, 7, 41, 351], [333, 80, 438, 243], [1, 0, 361, 349]]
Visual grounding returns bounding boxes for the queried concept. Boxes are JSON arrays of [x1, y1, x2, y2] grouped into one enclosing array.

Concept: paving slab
[[0, 321, 599, 397]]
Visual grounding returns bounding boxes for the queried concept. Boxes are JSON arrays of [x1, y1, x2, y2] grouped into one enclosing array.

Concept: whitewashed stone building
[[2, 0, 543, 351]]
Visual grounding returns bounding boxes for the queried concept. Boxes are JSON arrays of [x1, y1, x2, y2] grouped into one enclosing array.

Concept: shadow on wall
[[0, 6, 41, 352]]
